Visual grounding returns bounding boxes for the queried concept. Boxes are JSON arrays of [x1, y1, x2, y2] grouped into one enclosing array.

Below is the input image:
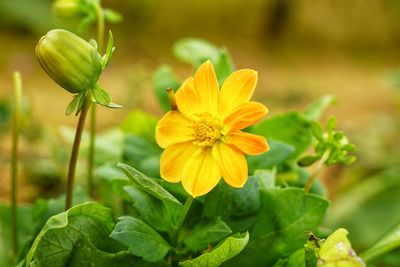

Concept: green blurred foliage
[[0, 0, 52, 33]]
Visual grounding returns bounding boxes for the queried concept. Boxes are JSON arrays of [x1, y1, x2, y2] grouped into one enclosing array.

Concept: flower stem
[[94, 3, 105, 52], [171, 196, 194, 249], [11, 71, 22, 260], [304, 152, 329, 193], [65, 97, 91, 210], [87, 103, 96, 196], [87, 2, 105, 197], [177, 196, 194, 229]]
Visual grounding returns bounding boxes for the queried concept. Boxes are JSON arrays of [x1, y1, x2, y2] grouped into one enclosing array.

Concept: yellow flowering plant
[[4, 31, 397, 267], [156, 60, 269, 197]]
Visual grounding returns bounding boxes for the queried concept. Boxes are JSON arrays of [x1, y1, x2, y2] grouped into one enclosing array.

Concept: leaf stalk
[[304, 151, 329, 193]]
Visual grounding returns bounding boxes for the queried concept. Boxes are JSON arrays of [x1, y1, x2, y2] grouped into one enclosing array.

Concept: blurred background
[[0, 0, 400, 264]]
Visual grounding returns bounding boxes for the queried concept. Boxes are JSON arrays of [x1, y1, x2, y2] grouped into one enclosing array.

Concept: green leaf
[[272, 259, 288, 267], [104, 8, 123, 24], [203, 176, 261, 220], [117, 162, 181, 206], [153, 65, 181, 111], [247, 140, 295, 172], [24, 202, 138, 267], [250, 112, 312, 159], [92, 84, 111, 106], [66, 91, 86, 116], [183, 218, 232, 251], [179, 232, 249, 267], [121, 109, 158, 142], [360, 224, 400, 262], [107, 178, 133, 202], [286, 249, 305, 267], [327, 116, 336, 135], [298, 155, 321, 167], [122, 134, 162, 177], [110, 216, 170, 262], [65, 238, 140, 267], [303, 95, 336, 121], [214, 48, 235, 84], [224, 188, 329, 267], [311, 121, 324, 142], [173, 38, 220, 67], [253, 169, 276, 189], [123, 185, 175, 232], [66, 94, 80, 115], [75, 91, 87, 115], [106, 102, 123, 108]]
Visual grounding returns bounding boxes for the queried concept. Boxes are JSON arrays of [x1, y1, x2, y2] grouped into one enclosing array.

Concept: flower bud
[[36, 29, 103, 94], [53, 0, 83, 19]]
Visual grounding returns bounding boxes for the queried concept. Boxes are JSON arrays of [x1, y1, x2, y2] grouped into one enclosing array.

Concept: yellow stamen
[[192, 112, 221, 146]]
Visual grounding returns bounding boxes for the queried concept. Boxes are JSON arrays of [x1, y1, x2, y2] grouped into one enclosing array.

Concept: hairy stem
[[65, 98, 91, 210], [304, 152, 329, 193], [11, 71, 22, 260], [87, 3, 105, 196]]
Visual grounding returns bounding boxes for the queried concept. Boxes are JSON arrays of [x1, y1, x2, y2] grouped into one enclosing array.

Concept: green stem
[[304, 152, 329, 193], [65, 98, 91, 210], [87, 2, 105, 197], [87, 103, 96, 196], [172, 196, 194, 245], [94, 3, 105, 52], [177, 196, 194, 229], [11, 71, 22, 260]]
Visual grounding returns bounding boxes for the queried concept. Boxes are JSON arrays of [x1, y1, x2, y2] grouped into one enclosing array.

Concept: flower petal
[[212, 141, 248, 188], [175, 77, 204, 117], [224, 131, 269, 155], [219, 69, 258, 117], [193, 60, 219, 115], [160, 142, 199, 183], [156, 111, 194, 148], [222, 101, 268, 134], [181, 147, 221, 197]]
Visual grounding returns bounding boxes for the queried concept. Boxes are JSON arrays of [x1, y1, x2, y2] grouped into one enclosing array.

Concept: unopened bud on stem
[[36, 29, 103, 94]]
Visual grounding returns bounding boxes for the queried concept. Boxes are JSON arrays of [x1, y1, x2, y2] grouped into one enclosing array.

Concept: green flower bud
[[53, 0, 81, 19], [36, 29, 103, 94]]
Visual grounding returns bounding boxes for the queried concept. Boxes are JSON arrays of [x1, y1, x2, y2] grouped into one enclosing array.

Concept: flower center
[[192, 113, 221, 147]]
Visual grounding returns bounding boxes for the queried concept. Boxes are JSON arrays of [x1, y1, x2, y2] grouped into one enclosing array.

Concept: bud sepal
[[102, 31, 115, 69]]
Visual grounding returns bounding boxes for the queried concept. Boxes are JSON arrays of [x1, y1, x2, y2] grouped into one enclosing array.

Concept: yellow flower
[[156, 60, 269, 197]]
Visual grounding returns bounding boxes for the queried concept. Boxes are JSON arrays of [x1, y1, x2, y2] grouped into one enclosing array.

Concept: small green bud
[[53, 0, 81, 18], [36, 29, 103, 94]]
